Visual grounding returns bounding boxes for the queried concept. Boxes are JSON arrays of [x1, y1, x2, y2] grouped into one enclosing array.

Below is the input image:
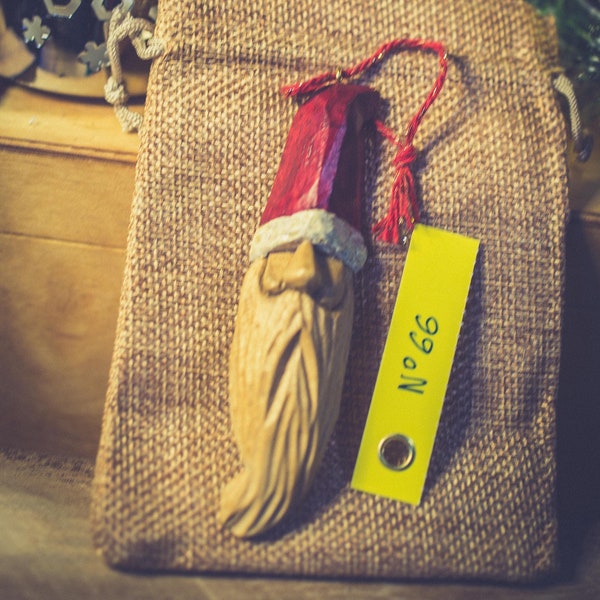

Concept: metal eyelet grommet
[[378, 434, 416, 471]]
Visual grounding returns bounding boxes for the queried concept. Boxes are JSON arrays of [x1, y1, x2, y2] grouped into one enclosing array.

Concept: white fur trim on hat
[[249, 209, 367, 273]]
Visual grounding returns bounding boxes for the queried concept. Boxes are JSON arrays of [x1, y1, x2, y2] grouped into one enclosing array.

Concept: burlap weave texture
[[92, 0, 568, 581]]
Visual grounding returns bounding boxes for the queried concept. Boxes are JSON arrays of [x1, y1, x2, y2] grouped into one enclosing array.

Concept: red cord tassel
[[372, 133, 419, 243], [282, 39, 448, 244]]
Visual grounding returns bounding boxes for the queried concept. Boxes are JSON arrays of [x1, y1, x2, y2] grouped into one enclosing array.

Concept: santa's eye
[[260, 245, 348, 308], [314, 256, 347, 309]]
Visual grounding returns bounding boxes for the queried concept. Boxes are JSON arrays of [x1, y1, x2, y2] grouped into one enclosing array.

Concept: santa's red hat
[[249, 84, 380, 272]]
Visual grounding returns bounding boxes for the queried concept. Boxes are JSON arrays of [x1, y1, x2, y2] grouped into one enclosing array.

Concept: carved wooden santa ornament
[[219, 40, 448, 538]]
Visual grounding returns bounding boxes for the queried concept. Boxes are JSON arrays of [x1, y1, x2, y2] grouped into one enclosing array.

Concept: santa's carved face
[[219, 240, 354, 538]]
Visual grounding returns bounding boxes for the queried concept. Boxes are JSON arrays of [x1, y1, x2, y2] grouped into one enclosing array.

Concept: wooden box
[[0, 82, 138, 457]]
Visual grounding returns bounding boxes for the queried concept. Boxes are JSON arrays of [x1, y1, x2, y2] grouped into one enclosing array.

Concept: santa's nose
[[281, 240, 323, 294]]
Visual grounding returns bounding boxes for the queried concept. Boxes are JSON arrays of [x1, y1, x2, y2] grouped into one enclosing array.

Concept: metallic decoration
[[4, 0, 158, 96], [91, 0, 134, 23], [22, 15, 50, 49], [43, 0, 82, 19], [91, 0, 112, 22], [78, 40, 109, 72]]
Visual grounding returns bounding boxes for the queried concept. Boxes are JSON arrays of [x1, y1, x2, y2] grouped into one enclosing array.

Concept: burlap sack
[[92, 0, 568, 581]]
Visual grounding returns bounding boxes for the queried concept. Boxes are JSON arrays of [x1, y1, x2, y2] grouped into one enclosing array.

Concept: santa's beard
[[219, 258, 354, 538]]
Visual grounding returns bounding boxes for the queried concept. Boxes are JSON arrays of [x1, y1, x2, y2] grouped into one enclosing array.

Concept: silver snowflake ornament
[[120, 1, 135, 12], [22, 16, 51, 49], [43, 0, 82, 19], [91, 0, 112, 21], [91, 0, 135, 22], [78, 41, 110, 72]]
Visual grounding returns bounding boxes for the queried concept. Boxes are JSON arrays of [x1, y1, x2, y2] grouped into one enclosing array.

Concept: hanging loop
[[553, 72, 593, 163], [104, 3, 164, 133]]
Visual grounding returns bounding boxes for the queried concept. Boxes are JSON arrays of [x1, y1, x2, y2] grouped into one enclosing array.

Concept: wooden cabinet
[[0, 82, 138, 458]]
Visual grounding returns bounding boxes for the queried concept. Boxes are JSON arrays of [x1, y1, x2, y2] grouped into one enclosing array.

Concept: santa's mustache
[[219, 259, 353, 538]]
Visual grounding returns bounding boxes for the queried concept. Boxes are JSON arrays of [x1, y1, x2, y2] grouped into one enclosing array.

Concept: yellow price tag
[[351, 224, 479, 505]]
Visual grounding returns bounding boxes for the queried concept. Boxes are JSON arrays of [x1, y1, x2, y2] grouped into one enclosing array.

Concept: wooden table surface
[[0, 449, 598, 600]]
